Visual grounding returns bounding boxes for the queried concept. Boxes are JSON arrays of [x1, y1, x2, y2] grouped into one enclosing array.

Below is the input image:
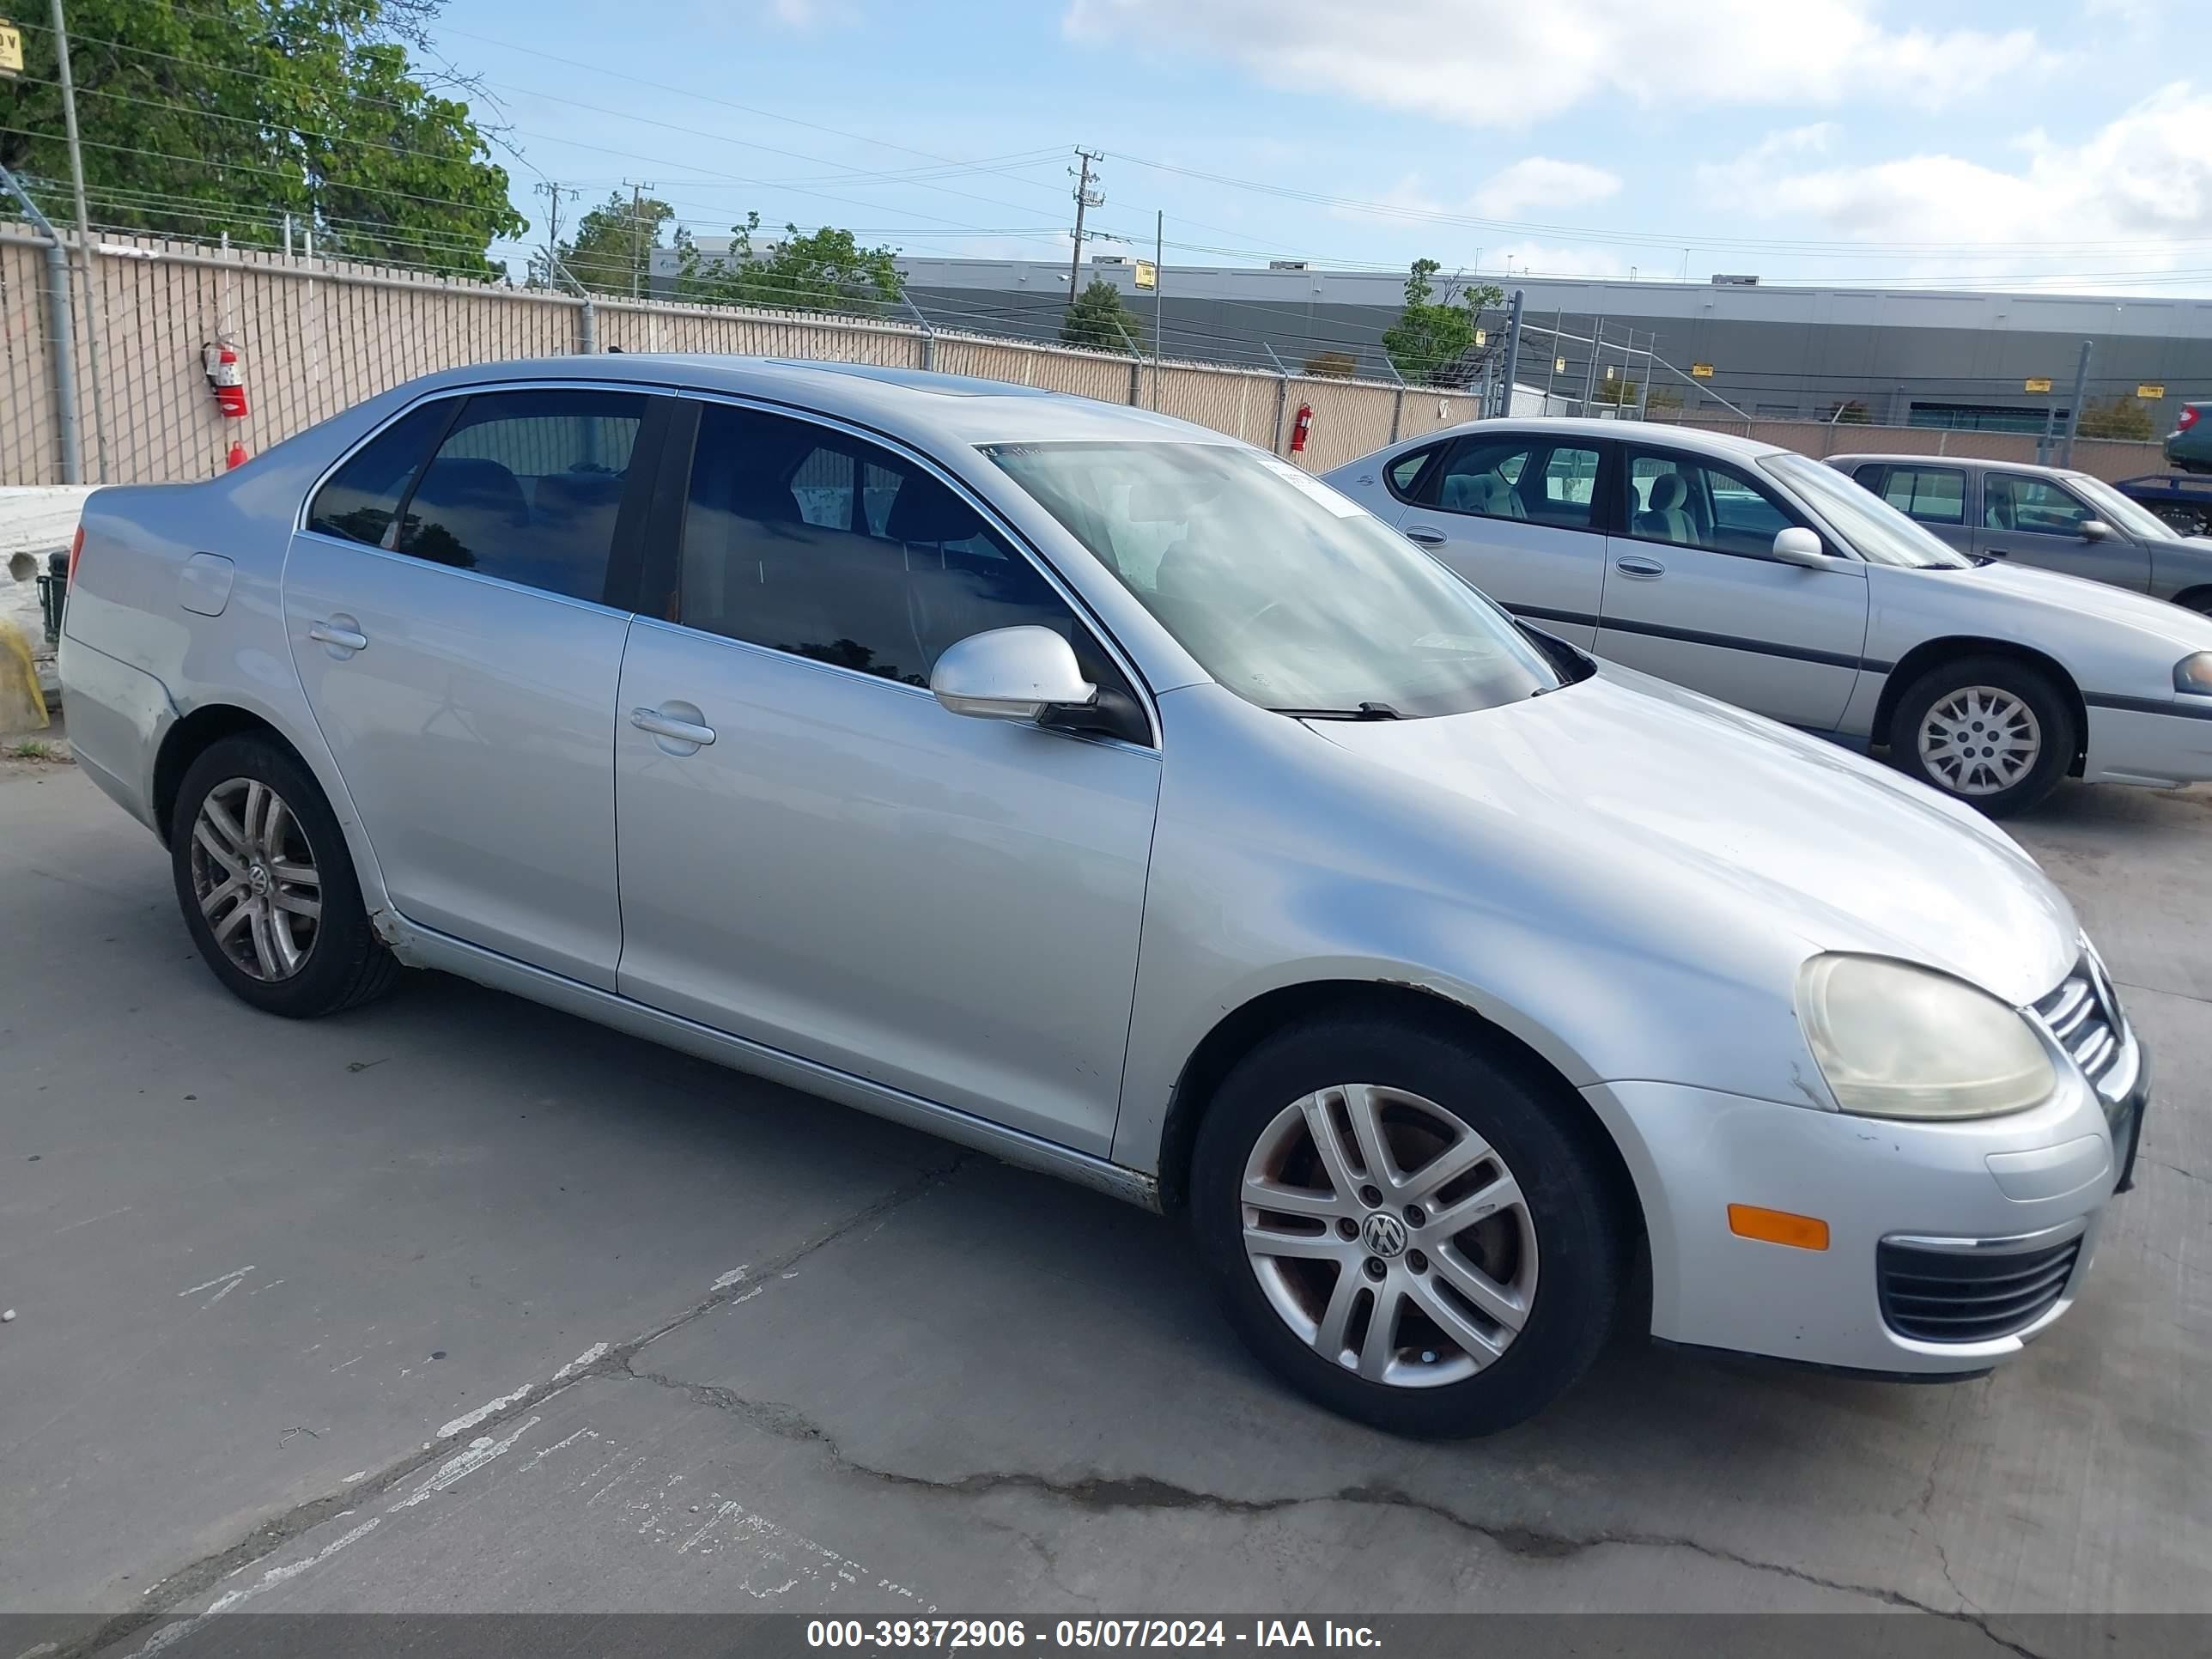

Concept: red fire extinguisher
[[203, 341, 251, 467], [1289, 402, 1314, 454]]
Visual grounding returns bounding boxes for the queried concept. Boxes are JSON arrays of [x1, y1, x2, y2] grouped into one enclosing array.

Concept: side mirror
[[1770, 526, 1829, 568], [931, 626, 1097, 724], [2080, 519, 2112, 543]]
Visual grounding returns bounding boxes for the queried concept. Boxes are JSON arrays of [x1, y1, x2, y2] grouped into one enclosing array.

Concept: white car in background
[[1325, 420, 2212, 816]]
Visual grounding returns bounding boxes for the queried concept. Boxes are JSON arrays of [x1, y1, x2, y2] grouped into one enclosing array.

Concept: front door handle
[[1403, 526, 1447, 546], [1613, 555, 1666, 579], [631, 707, 716, 747], [307, 619, 370, 653]]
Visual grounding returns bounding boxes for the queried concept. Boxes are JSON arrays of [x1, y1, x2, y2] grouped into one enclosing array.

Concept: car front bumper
[[1583, 1030, 2147, 1378], [2083, 696, 2212, 787]]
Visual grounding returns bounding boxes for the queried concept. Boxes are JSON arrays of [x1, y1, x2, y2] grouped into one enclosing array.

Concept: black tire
[[170, 734, 401, 1017], [1190, 1012, 1627, 1438], [1888, 655, 2075, 818]]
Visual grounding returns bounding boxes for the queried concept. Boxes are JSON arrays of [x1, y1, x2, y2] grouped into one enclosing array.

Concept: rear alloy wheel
[[1891, 656, 2074, 817], [1192, 1013, 1625, 1437], [172, 734, 401, 1017]]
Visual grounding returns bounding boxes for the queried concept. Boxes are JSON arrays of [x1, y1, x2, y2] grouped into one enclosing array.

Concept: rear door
[[1395, 431, 1612, 646], [283, 386, 662, 988], [1596, 446, 1869, 732], [1976, 471, 2153, 590]]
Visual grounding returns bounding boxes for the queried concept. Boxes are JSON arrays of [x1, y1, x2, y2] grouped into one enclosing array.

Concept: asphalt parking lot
[[3, 755, 2207, 1654]]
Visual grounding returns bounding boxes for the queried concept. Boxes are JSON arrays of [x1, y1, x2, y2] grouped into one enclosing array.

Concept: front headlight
[[1797, 954, 2054, 1120], [2177, 652, 2212, 696]]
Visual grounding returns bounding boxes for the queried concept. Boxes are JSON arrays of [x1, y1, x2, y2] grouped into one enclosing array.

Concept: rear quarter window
[[306, 404, 450, 546]]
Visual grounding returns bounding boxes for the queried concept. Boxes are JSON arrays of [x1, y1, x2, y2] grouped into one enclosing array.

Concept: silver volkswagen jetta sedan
[[59, 358, 2148, 1436]]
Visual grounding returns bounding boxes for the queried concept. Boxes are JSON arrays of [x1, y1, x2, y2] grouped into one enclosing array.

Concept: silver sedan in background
[[1326, 421, 2212, 815], [60, 360, 2146, 1435]]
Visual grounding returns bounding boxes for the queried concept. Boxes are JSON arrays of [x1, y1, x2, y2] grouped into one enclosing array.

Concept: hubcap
[[189, 778, 322, 981], [1240, 1084, 1539, 1389], [1918, 686, 2041, 797]]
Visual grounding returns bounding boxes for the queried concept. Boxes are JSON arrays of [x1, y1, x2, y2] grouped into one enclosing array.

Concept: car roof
[[1395, 416, 1789, 462], [1826, 453, 2082, 478], [392, 353, 1232, 449]]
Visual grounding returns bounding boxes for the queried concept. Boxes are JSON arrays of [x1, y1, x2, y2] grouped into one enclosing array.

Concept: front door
[[1976, 471, 2153, 590], [1596, 447, 1870, 732], [283, 386, 658, 988], [611, 400, 1161, 1155], [1396, 431, 1612, 646]]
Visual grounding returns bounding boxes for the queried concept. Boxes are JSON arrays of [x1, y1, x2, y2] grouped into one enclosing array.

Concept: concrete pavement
[[2, 762, 2206, 1656]]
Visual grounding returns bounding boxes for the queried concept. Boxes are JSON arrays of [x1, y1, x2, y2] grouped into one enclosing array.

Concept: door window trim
[[642, 389, 1162, 751], [1614, 443, 1820, 562]]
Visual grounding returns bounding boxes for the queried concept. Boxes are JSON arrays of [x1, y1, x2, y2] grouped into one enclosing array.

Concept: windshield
[[2065, 473, 2179, 542], [1760, 453, 1976, 568], [983, 441, 1563, 718]]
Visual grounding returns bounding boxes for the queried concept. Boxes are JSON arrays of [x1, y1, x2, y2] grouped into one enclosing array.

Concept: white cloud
[[1703, 86, 2212, 285], [1063, 0, 2046, 127], [1472, 158, 1622, 220]]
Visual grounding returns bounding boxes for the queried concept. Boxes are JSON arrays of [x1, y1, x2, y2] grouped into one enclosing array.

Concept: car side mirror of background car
[[1771, 527, 1830, 568], [2080, 519, 2112, 542], [931, 626, 1097, 724]]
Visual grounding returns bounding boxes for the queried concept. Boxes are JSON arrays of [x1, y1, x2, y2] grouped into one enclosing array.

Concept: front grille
[[1878, 1237, 2081, 1343], [2034, 959, 2125, 1099]]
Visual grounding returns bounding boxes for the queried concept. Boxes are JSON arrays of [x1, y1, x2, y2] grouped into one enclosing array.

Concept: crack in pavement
[[618, 1365, 2053, 1659], [56, 1153, 973, 1659], [2137, 1156, 2205, 1187]]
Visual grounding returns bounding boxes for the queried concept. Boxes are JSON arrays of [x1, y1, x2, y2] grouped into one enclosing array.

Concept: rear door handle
[[1613, 556, 1666, 579], [631, 707, 716, 747], [1404, 526, 1447, 546], [307, 620, 370, 652]]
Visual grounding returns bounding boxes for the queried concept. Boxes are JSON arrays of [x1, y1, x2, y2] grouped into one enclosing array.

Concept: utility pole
[[49, 0, 107, 481], [1067, 148, 1103, 313], [1152, 210, 1164, 410], [2060, 338, 2094, 466], [623, 179, 653, 299], [534, 179, 580, 286], [1498, 289, 1525, 419]]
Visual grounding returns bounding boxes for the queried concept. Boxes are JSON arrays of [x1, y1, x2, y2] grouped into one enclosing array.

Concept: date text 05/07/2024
[[805, 1621, 1382, 1650]]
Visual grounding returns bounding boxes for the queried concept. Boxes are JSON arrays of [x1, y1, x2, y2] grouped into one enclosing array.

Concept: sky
[[422, 0, 2212, 298]]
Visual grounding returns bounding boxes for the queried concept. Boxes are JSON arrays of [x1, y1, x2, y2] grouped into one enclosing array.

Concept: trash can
[[37, 548, 67, 645]]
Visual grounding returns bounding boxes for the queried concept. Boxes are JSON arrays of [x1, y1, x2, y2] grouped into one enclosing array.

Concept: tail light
[[2180, 406, 2200, 432], [66, 524, 85, 589]]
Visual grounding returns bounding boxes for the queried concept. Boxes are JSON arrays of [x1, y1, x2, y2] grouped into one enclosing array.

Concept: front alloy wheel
[[1242, 1085, 1538, 1387], [190, 777, 322, 980]]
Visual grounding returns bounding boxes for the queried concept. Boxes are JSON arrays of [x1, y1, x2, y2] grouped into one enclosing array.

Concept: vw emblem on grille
[[1361, 1212, 1407, 1258]]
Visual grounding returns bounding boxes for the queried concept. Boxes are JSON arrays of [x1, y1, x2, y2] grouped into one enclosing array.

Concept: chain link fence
[[2, 223, 1489, 489]]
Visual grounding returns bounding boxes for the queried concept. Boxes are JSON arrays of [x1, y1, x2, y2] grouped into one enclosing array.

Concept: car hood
[[1941, 559, 2212, 650], [1304, 669, 2078, 1008]]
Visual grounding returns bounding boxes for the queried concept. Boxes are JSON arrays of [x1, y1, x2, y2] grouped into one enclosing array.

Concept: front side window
[[306, 403, 449, 547], [986, 441, 1563, 720], [1760, 453, 1972, 568], [678, 404, 1086, 690], [2064, 472, 2179, 541], [1878, 465, 1966, 526], [395, 389, 645, 603], [1428, 435, 1540, 522], [1624, 450, 1796, 557], [1983, 473, 2089, 537]]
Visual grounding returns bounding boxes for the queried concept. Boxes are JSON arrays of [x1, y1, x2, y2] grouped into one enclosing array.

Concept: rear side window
[[1879, 465, 1966, 526], [306, 404, 448, 547], [394, 390, 646, 603]]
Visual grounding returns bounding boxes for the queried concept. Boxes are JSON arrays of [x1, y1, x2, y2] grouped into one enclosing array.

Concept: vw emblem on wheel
[[1361, 1212, 1408, 1258]]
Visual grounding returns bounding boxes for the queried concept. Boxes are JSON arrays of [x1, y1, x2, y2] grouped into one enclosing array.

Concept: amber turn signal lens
[[1728, 1204, 1830, 1251]]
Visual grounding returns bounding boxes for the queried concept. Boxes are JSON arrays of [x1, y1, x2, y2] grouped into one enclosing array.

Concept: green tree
[[2075, 395, 2154, 442], [556, 190, 680, 295], [1822, 398, 1872, 424], [1060, 276, 1146, 354], [677, 211, 902, 314], [1382, 259, 1504, 386], [1, 0, 524, 277], [1643, 383, 1686, 416]]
